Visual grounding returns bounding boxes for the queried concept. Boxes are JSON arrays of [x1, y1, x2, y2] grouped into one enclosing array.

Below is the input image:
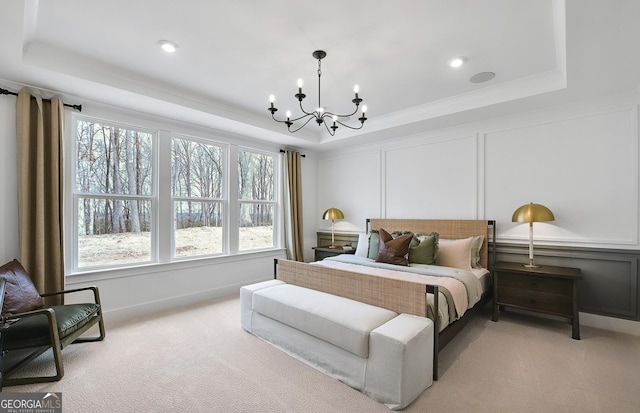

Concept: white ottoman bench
[[366, 313, 434, 409], [241, 280, 434, 410]]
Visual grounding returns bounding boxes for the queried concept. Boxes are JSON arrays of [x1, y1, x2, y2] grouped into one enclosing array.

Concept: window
[[238, 149, 277, 251], [74, 118, 155, 269], [69, 114, 281, 273], [172, 136, 225, 258]]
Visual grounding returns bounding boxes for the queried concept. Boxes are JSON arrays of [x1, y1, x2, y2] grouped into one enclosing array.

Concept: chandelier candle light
[[268, 50, 367, 136]]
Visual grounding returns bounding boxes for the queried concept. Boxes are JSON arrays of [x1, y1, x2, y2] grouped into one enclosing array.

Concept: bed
[[274, 218, 496, 379]]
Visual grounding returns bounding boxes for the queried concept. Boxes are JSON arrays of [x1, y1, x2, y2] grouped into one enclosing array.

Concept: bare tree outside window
[[238, 149, 276, 250], [172, 137, 224, 257], [75, 120, 154, 268], [71, 115, 280, 271]]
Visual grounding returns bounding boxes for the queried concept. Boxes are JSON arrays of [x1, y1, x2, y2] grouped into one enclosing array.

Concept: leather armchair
[[0, 260, 105, 388]]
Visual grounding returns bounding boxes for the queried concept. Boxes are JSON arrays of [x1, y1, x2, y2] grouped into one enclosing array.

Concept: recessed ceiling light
[[159, 40, 178, 53], [447, 57, 466, 68]]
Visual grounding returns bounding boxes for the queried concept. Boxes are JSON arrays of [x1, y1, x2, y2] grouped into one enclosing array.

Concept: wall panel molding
[[383, 134, 478, 219], [317, 151, 381, 233], [485, 103, 638, 249]]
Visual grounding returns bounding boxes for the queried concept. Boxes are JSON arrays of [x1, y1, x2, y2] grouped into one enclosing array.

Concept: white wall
[[66, 252, 284, 323], [318, 150, 381, 233], [0, 95, 323, 324], [0, 96, 20, 261], [318, 92, 640, 251], [484, 102, 637, 248]]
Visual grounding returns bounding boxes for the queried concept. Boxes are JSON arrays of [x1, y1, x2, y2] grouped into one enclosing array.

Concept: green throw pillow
[[408, 232, 439, 265], [367, 230, 380, 260]]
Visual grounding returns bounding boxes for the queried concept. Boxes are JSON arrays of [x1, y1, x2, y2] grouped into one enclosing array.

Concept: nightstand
[[313, 246, 356, 261], [492, 261, 582, 339]]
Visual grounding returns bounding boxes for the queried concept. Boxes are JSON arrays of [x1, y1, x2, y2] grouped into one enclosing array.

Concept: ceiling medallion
[[268, 50, 367, 136]]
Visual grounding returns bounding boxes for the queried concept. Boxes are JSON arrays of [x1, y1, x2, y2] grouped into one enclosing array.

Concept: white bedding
[[471, 268, 491, 294], [311, 255, 489, 331]]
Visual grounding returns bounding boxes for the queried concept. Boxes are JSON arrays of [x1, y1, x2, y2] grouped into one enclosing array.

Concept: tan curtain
[[16, 88, 65, 304], [283, 151, 305, 261]]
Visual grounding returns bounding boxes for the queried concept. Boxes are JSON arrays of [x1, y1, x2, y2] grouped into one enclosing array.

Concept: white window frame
[[170, 133, 228, 259], [237, 146, 280, 252], [65, 110, 282, 277], [68, 114, 158, 272]]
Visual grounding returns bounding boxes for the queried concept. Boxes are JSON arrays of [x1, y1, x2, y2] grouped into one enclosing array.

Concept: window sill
[[66, 248, 286, 285]]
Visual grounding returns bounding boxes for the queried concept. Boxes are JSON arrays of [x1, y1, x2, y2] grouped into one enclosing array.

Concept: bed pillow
[[375, 228, 413, 266], [437, 237, 474, 271], [470, 235, 484, 268], [391, 230, 412, 238], [355, 233, 370, 257], [367, 230, 380, 260], [391, 231, 414, 256], [408, 232, 439, 265], [394, 230, 415, 259], [0, 259, 44, 315]]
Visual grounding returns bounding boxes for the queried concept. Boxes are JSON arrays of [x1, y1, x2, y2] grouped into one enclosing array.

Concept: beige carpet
[[4, 294, 640, 413]]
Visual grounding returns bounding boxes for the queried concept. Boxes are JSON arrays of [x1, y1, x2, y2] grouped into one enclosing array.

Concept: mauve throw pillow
[[0, 259, 44, 315], [375, 228, 413, 266]]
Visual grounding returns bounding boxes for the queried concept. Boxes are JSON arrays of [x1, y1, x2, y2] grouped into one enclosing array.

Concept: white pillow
[[355, 233, 370, 257], [437, 237, 473, 271]]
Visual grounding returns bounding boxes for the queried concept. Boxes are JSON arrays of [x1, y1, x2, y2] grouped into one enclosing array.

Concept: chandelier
[[268, 50, 367, 136]]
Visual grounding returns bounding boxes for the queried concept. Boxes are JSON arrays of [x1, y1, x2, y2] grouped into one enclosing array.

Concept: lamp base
[[522, 259, 541, 268], [328, 244, 340, 249]]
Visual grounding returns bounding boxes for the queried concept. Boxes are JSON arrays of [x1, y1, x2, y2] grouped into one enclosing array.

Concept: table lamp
[[512, 202, 555, 268], [322, 207, 344, 249]]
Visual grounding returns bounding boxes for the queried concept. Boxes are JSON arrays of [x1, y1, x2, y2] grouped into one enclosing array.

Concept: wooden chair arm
[[40, 286, 102, 305], [1, 307, 56, 326]]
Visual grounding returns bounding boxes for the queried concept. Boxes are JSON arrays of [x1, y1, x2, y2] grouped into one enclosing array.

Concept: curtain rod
[[280, 149, 305, 157], [0, 87, 82, 112]]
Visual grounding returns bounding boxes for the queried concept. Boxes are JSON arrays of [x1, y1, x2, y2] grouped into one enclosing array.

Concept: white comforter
[[311, 255, 484, 323]]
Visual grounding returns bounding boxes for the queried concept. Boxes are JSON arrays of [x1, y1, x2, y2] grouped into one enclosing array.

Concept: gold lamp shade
[[322, 208, 344, 221], [322, 208, 344, 248], [512, 203, 555, 223], [512, 203, 554, 268]]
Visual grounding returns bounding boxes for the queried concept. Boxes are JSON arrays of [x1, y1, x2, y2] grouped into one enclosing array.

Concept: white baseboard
[[580, 312, 640, 336], [102, 276, 271, 325]]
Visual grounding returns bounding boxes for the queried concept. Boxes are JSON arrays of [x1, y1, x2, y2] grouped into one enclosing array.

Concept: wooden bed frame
[[274, 219, 496, 380]]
